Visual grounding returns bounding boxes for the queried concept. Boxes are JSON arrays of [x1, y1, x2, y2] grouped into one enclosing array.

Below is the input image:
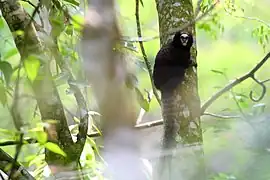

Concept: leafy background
[[0, 0, 269, 179]]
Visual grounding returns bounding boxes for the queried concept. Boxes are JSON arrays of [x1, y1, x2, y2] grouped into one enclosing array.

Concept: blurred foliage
[[0, 0, 269, 179]]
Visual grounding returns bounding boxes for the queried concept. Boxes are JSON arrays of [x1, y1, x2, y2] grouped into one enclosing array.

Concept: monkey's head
[[172, 31, 193, 49]]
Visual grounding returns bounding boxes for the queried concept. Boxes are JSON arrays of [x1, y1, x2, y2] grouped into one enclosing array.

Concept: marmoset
[[153, 31, 196, 93]]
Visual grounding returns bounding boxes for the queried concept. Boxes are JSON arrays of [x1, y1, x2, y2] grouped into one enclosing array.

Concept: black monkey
[[153, 31, 196, 92]]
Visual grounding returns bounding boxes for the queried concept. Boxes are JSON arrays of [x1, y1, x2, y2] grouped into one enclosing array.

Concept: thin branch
[[135, 0, 161, 105], [8, 133, 24, 180], [0, 138, 37, 147], [0, 148, 35, 180], [201, 52, 270, 114], [203, 112, 240, 119], [224, 8, 270, 28], [249, 75, 267, 102]]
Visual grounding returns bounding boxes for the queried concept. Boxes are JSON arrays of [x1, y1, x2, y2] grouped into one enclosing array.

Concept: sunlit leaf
[[24, 55, 40, 82], [36, 131, 48, 145], [0, 128, 15, 136], [44, 142, 67, 157], [71, 14, 84, 32], [29, 154, 45, 167], [69, 124, 78, 134], [92, 123, 102, 136], [73, 116, 80, 123], [88, 111, 101, 116], [0, 61, 13, 85], [0, 18, 4, 29], [87, 137, 104, 162]]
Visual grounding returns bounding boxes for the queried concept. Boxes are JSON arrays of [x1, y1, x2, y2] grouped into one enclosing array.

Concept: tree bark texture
[[0, 0, 82, 170], [155, 0, 205, 180]]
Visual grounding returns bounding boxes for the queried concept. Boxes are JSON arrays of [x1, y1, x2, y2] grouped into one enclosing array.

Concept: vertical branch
[[135, 0, 161, 105]]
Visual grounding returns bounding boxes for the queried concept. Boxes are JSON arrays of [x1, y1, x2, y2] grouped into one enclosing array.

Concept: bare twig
[[0, 138, 37, 147], [135, 0, 161, 105], [224, 8, 270, 28], [201, 52, 270, 114], [8, 133, 24, 180], [203, 112, 240, 119]]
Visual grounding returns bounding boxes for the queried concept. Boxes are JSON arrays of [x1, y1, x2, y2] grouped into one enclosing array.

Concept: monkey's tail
[[160, 90, 180, 151], [155, 90, 181, 180]]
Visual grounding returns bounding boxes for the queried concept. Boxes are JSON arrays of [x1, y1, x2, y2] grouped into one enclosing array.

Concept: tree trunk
[[155, 0, 205, 180], [0, 0, 84, 174]]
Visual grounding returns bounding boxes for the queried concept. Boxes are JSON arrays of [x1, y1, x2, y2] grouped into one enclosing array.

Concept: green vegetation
[[0, 0, 269, 179]]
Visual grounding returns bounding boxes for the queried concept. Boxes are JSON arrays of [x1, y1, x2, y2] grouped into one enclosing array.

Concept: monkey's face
[[179, 33, 189, 46], [172, 31, 193, 48]]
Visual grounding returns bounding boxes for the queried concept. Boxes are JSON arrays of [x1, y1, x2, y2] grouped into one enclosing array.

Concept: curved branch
[[249, 75, 267, 102], [201, 52, 270, 114], [135, 0, 161, 105]]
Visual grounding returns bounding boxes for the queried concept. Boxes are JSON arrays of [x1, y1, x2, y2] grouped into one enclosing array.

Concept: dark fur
[[153, 31, 195, 92]]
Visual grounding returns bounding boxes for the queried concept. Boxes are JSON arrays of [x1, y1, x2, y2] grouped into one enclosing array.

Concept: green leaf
[[36, 131, 48, 145], [71, 14, 84, 32], [69, 124, 78, 134], [24, 55, 40, 82], [0, 61, 13, 85], [135, 87, 149, 112], [0, 128, 15, 136], [0, 82, 7, 106], [44, 142, 67, 157], [211, 69, 224, 75], [0, 18, 4, 29], [73, 116, 80, 123], [63, 0, 80, 6], [3, 48, 18, 60], [139, 0, 144, 7]]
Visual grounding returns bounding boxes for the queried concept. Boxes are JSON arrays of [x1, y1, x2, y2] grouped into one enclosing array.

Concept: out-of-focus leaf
[[0, 61, 12, 85], [3, 48, 18, 60], [0, 128, 15, 136], [29, 154, 45, 167], [69, 124, 78, 134], [54, 71, 70, 86], [24, 55, 40, 82], [135, 87, 149, 112], [71, 14, 84, 32], [125, 73, 138, 89], [211, 69, 224, 75], [44, 142, 67, 157], [139, 0, 144, 7], [73, 116, 80, 123], [0, 82, 7, 106], [63, 0, 80, 6], [0, 18, 4, 29]]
